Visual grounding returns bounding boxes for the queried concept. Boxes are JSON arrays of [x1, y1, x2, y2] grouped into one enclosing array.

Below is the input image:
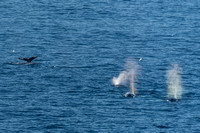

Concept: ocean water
[[0, 0, 200, 132]]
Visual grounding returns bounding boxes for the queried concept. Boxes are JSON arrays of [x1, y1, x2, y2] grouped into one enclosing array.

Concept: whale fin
[[28, 56, 38, 62], [19, 57, 29, 62], [19, 56, 38, 63]]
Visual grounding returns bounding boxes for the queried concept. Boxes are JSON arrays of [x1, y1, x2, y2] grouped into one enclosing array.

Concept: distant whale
[[124, 92, 136, 98], [167, 97, 178, 102], [18, 56, 38, 63]]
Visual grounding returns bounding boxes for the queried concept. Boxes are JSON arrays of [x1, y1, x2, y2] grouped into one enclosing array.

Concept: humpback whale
[[18, 56, 38, 63]]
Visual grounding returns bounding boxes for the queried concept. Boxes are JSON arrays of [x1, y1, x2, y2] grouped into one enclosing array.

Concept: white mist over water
[[112, 71, 128, 86], [167, 64, 183, 100], [112, 59, 139, 97]]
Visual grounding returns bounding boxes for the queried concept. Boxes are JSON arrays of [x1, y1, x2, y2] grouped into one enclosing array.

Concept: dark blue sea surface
[[0, 0, 200, 132]]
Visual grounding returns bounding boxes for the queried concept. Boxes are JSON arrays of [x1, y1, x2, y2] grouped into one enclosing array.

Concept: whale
[[124, 92, 136, 98], [18, 56, 38, 63], [167, 97, 178, 102]]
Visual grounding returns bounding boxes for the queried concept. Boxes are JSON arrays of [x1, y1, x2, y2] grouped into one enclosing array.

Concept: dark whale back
[[124, 92, 136, 98], [167, 98, 178, 102]]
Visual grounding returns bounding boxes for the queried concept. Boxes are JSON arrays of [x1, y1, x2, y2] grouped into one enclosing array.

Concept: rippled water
[[1, 0, 200, 132]]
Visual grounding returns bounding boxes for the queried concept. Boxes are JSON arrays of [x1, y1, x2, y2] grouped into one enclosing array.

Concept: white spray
[[167, 64, 183, 100], [112, 70, 128, 86], [112, 59, 139, 97]]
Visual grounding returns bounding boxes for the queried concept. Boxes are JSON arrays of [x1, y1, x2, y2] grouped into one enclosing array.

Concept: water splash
[[112, 59, 139, 97], [112, 70, 128, 86], [167, 64, 183, 101]]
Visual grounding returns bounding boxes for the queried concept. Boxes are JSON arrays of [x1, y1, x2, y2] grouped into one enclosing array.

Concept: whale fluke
[[18, 56, 38, 63]]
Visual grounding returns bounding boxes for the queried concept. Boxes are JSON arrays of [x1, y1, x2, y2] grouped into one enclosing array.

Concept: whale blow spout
[[18, 56, 38, 63], [112, 71, 128, 86], [167, 64, 183, 102], [112, 58, 140, 97]]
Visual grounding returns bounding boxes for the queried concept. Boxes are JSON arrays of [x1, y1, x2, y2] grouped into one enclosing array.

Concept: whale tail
[[19, 56, 38, 63]]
